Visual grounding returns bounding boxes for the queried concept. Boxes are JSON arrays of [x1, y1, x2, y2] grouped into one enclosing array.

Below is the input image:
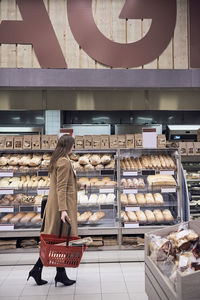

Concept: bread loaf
[[20, 212, 37, 223], [79, 156, 89, 165], [1, 213, 14, 223], [144, 210, 156, 222], [10, 212, 25, 224], [84, 163, 95, 171], [153, 193, 164, 204], [101, 155, 111, 165], [106, 193, 115, 203], [121, 210, 129, 222], [120, 160, 126, 169], [132, 178, 138, 188], [147, 175, 176, 186], [78, 211, 92, 222], [90, 155, 101, 166], [128, 194, 137, 205], [138, 178, 145, 188], [89, 194, 98, 205], [136, 193, 146, 204], [162, 209, 174, 221], [135, 211, 147, 222], [98, 194, 107, 204], [153, 209, 164, 222], [31, 213, 42, 224], [145, 193, 155, 204], [120, 194, 128, 205], [127, 211, 137, 222]]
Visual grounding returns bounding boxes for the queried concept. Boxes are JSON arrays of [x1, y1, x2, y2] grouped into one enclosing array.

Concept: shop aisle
[[0, 251, 147, 300]]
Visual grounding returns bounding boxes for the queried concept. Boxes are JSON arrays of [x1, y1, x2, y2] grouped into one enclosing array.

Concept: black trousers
[[35, 257, 65, 272]]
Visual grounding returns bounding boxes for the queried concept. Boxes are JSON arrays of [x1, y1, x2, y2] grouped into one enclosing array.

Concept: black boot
[[55, 267, 76, 287], [27, 258, 48, 285]]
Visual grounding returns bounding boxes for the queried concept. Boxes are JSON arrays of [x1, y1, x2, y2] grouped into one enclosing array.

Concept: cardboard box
[[125, 134, 134, 148], [41, 135, 50, 150], [145, 220, 200, 300], [75, 136, 84, 149], [14, 136, 23, 150], [179, 142, 187, 155], [49, 135, 58, 149], [117, 135, 126, 148], [23, 135, 32, 149], [5, 136, 14, 149], [0, 135, 6, 150], [186, 142, 195, 155], [135, 134, 143, 148], [83, 135, 93, 149], [92, 135, 101, 149], [110, 135, 118, 149], [32, 135, 41, 150], [157, 134, 166, 148], [101, 135, 110, 149], [194, 142, 200, 155]]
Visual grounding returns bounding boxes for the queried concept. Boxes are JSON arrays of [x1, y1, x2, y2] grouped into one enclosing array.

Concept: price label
[[20, 206, 34, 212], [0, 190, 14, 195], [37, 170, 48, 176], [100, 170, 114, 176], [37, 206, 41, 213], [0, 224, 14, 231], [0, 172, 13, 177], [99, 188, 114, 194], [125, 206, 140, 212], [161, 188, 176, 193], [123, 171, 138, 176], [0, 206, 14, 213], [124, 222, 139, 228], [37, 189, 49, 195], [160, 170, 174, 175], [142, 170, 156, 176], [124, 189, 138, 194]]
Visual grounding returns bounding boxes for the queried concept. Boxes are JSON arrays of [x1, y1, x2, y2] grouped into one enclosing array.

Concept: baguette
[[10, 212, 25, 224], [20, 212, 36, 223], [30, 213, 42, 224], [1, 213, 14, 223]]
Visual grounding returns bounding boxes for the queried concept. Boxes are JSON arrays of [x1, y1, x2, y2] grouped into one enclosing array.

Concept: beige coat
[[41, 156, 78, 236]]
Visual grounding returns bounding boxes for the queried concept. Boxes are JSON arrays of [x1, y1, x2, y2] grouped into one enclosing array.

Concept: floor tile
[[102, 293, 129, 300], [74, 294, 101, 300], [48, 283, 75, 294], [75, 282, 101, 294], [47, 295, 73, 300], [0, 297, 18, 300], [21, 285, 50, 296], [126, 281, 145, 294], [19, 296, 46, 300], [129, 292, 148, 300], [0, 284, 24, 297], [101, 281, 127, 294]]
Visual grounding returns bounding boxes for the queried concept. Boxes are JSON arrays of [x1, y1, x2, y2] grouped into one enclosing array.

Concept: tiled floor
[[0, 251, 148, 300]]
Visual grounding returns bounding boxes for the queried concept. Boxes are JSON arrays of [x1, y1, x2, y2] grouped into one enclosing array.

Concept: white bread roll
[[127, 211, 137, 222], [98, 194, 107, 204], [132, 178, 138, 188], [106, 193, 115, 204], [120, 194, 128, 205], [89, 194, 98, 205]]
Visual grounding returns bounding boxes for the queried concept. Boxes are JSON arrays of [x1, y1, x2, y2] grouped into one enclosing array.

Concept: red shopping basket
[[40, 219, 86, 268]]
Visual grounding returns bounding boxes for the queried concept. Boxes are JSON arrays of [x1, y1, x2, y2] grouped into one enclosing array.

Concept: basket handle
[[59, 218, 71, 247]]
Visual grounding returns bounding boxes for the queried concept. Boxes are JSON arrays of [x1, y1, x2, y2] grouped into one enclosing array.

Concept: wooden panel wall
[[0, 0, 190, 69]]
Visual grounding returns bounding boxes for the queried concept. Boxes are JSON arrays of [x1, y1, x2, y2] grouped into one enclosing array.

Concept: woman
[[27, 134, 77, 286]]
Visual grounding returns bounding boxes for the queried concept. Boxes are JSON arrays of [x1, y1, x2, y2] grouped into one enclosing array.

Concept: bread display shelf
[[124, 220, 176, 226]]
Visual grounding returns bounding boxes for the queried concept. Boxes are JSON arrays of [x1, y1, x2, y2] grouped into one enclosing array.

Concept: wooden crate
[[145, 220, 200, 300]]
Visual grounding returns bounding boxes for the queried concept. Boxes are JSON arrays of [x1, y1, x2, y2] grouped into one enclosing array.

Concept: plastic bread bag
[[149, 234, 174, 262], [157, 255, 176, 277]]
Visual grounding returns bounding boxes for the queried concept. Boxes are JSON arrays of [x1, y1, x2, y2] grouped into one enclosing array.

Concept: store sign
[[0, 0, 199, 68]]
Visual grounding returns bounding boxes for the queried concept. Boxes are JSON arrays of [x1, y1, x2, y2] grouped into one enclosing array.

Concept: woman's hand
[[61, 210, 71, 223]]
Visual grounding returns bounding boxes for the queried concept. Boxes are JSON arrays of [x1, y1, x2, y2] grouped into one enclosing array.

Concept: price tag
[[100, 170, 114, 176], [160, 170, 174, 175], [101, 205, 113, 209], [37, 170, 48, 176], [0, 206, 14, 213], [20, 206, 34, 212], [0, 172, 13, 177], [161, 188, 176, 193], [37, 206, 41, 213], [123, 171, 138, 176], [37, 189, 49, 195], [124, 189, 138, 194], [124, 222, 139, 228], [0, 190, 14, 195], [99, 188, 114, 194], [142, 170, 156, 176], [0, 224, 14, 231], [125, 206, 140, 212]]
